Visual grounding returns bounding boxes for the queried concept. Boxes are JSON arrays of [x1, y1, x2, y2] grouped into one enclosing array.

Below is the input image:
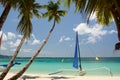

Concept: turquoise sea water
[[0, 57, 120, 76]]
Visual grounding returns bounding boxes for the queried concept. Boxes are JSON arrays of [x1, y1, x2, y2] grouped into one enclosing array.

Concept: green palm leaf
[[43, 1, 67, 24], [17, 0, 41, 39]]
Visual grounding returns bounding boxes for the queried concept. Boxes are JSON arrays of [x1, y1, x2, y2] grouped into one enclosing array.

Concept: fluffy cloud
[[59, 36, 72, 43], [64, 37, 71, 41], [32, 39, 40, 45], [73, 23, 116, 44], [59, 36, 65, 42], [2, 32, 40, 49], [15, 39, 21, 46], [109, 30, 117, 34], [31, 34, 40, 45], [7, 32, 16, 40], [9, 39, 21, 47]]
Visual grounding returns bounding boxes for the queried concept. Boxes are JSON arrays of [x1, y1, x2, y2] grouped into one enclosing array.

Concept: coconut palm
[[0, 0, 18, 30], [0, 0, 41, 79], [0, 2, 11, 30], [8, 1, 67, 80], [0, 1, 20, 79]]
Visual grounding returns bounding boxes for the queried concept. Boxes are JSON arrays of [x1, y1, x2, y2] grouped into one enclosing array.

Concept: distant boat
[[73, 32, 86, 76], [95, 56, 99, 61]]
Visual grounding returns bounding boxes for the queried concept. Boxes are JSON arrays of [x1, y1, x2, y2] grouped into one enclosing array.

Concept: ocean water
[[0, 57, 120, 76]]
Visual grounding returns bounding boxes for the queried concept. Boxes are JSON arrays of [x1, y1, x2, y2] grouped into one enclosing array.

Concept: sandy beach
[[2, 72, 120, 80]]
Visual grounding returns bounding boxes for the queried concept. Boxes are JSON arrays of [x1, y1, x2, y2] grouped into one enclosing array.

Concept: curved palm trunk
[[0, 2, 11, 30], [0, 35, 25, 80], [111, 9, 120, 41], [8, 19, 56, 80]]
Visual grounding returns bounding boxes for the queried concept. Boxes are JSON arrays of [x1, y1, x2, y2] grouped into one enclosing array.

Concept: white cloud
[[59, 36, 65, 42], [31, 34, 40, 45], [73, 23, 116, 44], [73, 23, 91, 35], [32, 39, 40, 45], [59, 36, 72, 43], [87, 36, 96, 43], [9, 39, 21, 47], [108, 30, 117, 34], [90, 24, 107, 38], [7, 32, 16, 40], [64, 37, 71, 41], [14, 39, 21, 47]]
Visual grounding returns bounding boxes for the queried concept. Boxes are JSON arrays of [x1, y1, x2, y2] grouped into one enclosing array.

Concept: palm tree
[[0, 0, 16, 30], [0, 0, 41, 79], [0, 1, 20, 79], [0, 0, 19, 30], [0, 2, 11, 30], [64, 0, 120, 49], [8, 1, 67, 80]]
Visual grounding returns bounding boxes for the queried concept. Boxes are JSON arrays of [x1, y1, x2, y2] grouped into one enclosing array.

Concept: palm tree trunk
[[111, 9, 120, 41], [0, 35, 25, 80], [0, 2, 11, 30], [8, 19, 56, 80]]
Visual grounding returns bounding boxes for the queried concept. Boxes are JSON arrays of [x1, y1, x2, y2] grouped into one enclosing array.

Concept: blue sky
[[0, 1, 120, 57]]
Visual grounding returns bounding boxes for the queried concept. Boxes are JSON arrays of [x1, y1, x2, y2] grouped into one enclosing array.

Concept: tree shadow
[[22, 75, 39, 80], [50, 76, 70, 80]]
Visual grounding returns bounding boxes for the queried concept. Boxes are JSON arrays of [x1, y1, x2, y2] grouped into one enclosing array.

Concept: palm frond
[[55, 15, 60, 23], [43, 1, 67, 24], [17, 16, 32, 39], [48, 15, 53, 22], [57, 10, 67, 16], [17, 0, 41, 39], [43, 12, 50, 18], [96, 8, 112, 26], [75, 0, 87, 12]]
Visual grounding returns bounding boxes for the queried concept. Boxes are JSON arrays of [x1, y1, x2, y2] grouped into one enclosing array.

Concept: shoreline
[[2, 72, 120, 80]]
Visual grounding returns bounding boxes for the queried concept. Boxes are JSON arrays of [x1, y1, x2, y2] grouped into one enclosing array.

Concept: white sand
[[2, 72, 120, 80]]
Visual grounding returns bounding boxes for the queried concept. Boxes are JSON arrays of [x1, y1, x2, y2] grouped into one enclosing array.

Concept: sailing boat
[[73, 32, 86, 76]]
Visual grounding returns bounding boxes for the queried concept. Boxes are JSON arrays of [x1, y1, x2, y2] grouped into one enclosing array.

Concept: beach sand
[[2, 72, 120, 80]]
